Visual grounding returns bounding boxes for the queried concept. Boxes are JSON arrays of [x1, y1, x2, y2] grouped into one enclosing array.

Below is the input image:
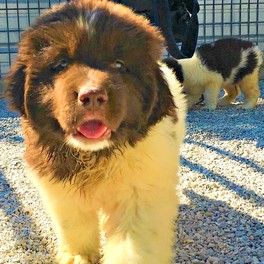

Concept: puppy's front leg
[[31, 173, 101, 264], [55, 209, 100, 264], [101, 189, 178, 264]]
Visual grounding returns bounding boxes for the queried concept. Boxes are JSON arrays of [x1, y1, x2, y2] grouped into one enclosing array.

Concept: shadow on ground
[[185, 139, 264, 175], [175, 190, 264, 263], [181, 156, 264, 206], [0, 99, 23, 143], [186, 103, 264, 148], [0, 169, 54, 261], [186, 83, 264, 148]]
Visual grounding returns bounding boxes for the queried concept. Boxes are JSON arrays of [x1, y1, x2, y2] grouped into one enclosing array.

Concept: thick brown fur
[[5, 1, 186, 263]]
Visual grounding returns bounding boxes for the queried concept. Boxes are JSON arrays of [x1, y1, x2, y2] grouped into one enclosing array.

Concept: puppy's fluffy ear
[[148, 68, 177, 126], [5, 59, 26, 115]]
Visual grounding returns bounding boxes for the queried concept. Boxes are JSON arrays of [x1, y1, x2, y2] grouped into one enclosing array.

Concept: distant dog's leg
[[218, 84, 240, 106], [239, 69, 260, 109], [101, 188, 178, 264], [204, 84, 221, 110], [186, 94, 202, 108]]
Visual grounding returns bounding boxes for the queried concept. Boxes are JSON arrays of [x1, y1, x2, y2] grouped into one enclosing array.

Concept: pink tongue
[[78, 120, 108, 139]]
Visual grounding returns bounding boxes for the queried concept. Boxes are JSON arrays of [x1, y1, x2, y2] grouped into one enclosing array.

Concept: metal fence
[[198, 0, 264, 48], [0, 0, 264, 77], [0, 0, 65, 77]]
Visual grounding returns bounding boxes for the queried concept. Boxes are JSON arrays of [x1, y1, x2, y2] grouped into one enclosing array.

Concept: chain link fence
[[0, 0, 264, 78]]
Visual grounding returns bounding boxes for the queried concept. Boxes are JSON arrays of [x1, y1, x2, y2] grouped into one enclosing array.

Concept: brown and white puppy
[[164, 38, 263, 110], [5, 0, 186, 263]]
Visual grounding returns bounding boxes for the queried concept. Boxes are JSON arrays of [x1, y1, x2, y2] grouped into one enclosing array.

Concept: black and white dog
[[164, 38, 263, 110]]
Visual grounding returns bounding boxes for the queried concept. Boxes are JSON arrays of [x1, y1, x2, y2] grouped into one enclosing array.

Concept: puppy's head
[[5, 0, 175, 152]]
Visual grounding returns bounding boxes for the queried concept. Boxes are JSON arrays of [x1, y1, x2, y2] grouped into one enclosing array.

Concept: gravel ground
[[0, 82, 264, 264]]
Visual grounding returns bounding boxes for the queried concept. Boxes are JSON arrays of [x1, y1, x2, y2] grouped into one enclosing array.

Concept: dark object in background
[[66, 0, 199, 58], [169, 0, 200, 58], [111, 0, 200, 59]]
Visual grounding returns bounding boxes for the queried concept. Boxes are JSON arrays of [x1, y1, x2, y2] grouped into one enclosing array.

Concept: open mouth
[[74, 120, 111, 141]]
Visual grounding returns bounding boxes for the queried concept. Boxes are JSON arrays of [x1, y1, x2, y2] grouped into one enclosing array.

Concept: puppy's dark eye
[[113, 60, 127, 72], [51, 59, 69, 73]]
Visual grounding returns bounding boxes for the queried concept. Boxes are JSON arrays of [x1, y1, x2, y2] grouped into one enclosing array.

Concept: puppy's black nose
[[78, 89, 108, 107]]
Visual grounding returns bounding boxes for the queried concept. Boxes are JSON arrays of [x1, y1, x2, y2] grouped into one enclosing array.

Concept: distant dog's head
[[6, 0, 175, 152]]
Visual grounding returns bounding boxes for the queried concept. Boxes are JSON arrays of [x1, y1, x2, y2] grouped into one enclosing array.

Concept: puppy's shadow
[[187, 82, 264, 148], [0, 169, 55, 261], [174, 190, 264, 263], [0, 99, 23, 143]]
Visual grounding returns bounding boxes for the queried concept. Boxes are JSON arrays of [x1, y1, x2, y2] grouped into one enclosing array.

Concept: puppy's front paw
[[56, 252, 100, 264]]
